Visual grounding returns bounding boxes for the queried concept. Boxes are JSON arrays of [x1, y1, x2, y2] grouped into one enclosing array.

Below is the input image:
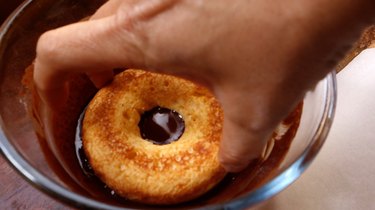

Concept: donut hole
[[138, 106, 185, 145]]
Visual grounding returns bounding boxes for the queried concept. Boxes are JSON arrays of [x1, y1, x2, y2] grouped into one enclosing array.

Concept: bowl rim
[[0, 1, 337, 209]]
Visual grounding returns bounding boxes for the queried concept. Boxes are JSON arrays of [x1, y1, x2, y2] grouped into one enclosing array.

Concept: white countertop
[[253, 48, 375, 210]]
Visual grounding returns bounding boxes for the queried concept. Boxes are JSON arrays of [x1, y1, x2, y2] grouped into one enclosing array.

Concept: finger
[[86, 0, 176, 88], [34, 15, 145, 108], [215, 88, 276, 173], [33, 60, 70, 110], [34, 0, 179, 109], [218, 116, 271, 173], [85, 0, 141, 88]]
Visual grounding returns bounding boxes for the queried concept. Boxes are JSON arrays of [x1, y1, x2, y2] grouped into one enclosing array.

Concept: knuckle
[[36, 31, 61, 65], [228, 109, 272, 137], [112, 10, 150, 67], [112, 1, 179, 70]]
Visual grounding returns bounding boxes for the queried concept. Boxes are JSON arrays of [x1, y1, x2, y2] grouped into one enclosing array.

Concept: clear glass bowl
[[0, 0, 336, 209]]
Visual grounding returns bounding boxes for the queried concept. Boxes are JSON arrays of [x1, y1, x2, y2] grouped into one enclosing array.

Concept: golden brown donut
[[82, 69, 226, 204]]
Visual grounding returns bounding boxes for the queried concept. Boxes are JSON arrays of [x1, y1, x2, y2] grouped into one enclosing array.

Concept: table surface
[[254, 48, 375, 210], [0, 156, 69, 209], [1, 2, 375, 210]]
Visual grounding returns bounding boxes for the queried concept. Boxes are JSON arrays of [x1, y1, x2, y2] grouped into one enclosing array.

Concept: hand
[[34, 0, 375, 172]]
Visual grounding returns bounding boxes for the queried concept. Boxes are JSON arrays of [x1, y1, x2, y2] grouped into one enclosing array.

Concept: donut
[[82, 69, 226, 204]]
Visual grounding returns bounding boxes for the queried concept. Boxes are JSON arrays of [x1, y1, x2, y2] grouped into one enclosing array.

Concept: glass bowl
[[0, 0, 336, 209]]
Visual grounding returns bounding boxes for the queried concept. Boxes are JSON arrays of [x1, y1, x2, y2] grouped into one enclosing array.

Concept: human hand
[[34, 0, 375, 172]]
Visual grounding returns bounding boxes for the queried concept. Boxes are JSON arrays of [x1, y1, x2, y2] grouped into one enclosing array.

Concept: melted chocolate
[[139, 106, 185, 145], [75, 112, 136, 205]]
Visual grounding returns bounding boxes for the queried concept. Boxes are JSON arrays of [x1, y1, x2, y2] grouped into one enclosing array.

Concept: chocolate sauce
[[75, 111, 95, 178], [74, 111, 139, 205], [139, 106, 185, 145]]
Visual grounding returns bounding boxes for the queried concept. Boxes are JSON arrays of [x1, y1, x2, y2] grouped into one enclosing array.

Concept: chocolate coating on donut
[[139, 106, 185, 145]]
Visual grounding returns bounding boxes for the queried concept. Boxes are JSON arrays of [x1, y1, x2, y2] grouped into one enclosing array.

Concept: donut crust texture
[[82, 69, 226, 204]]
